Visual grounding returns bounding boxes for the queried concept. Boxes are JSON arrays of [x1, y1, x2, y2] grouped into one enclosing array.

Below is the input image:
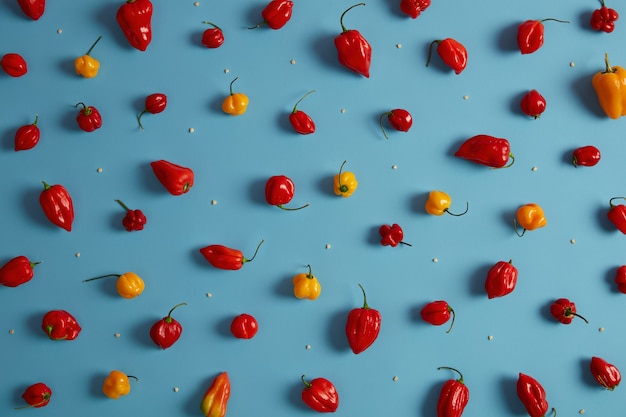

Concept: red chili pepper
[[400, 0, 430, 19], [516, 373, 555, 417], [0, 255, 40, 288], [436, 367, 469, 417], [137, 93, 167, 130], [334, 3, 372, 78], [17, 0, 46, 20], [517, 18, 569, 54], [301, 375, 339, 413], [150, 160, 194, 195], [421, 300, 455, 333], [75, 102, 102, 132], [201, 21, 224, 48], [591, 0, 619, 33], [426, 38, 468, 74], [485, 260, 518, 299], [1, 53, 28, 77], [550, 298, 588, 324], [379, 108, 412, 140], [39, 181, 74, 232], [289, 90, 316, 135], [199, 240, 264, 270], [379, 224, 411, 247], [230, 313, 258, 339], [590, 356, 621, 390], [265, 175, 309, 210], [345, 284, 381, 354], [116, 0, 153, 51], [607, 197, 626, 233], [150, 303, 186, 349], [615, 265, 626, 293], [115, 199, 146, 231], [249, 0, 293, 30], [14, 114, 40, 151], [19, 383, 51, 409], [572, 145, 601, 167], [520, 89, 546, 119], [41, 310, 81, 340], [454, 134, 515, 168]]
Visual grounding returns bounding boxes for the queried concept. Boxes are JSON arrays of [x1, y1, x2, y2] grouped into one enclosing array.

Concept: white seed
[[579, 409, 585, 414], [599, 327, 605, 332], [189, 127, 195, 133], [392, 165, 398, 170], [97, 167, 103, 173], [531, 166, 538, 171], [488, 335, 493, 341], [570, 62, 575, 67], [206, 293, 213, 298], [211, 200, 217, 205], [392, 376, 398, 381], [432, 258, 439, 263], [340, 109, 346, 114], [9, 329, 15, 335], [325, 244, 331, 249], [463, 95, 469, 100], [290, 59, 296, 65], [75, 253, 81, 258], [114, 333, 121, 338], [396, 44, 402, 49], [224, 69, 229, 74], [570, 239, 576, 244], [193, 1, 199, 6], [57, 29, 62, 34], [174, 387, 180, 392], [305, 344, 311, 350]]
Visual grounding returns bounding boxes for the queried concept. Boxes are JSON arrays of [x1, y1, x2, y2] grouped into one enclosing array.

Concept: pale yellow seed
[[193, 1, 199, 6], [174, 387, 180, 392], [57, 29, 62, 34], [579, 409, 585, 414], [463, 95, 469, 100], [599, 327, 605, 332], [340, 109, 346, 114], [75, 253, 81, 258], [488, 335, 493, 341], [532, 166, 538, 171], [114, 333, 121, 338], [570, 239, 576, 244], [392, 165, 398, 170], [9, 329, 15, 335], [224, 69, 229, 74], [290, 59, 296, 65], [206, 293, 213, 298], [392, 376, 398, 381], [189, 128, 195, 133], [325, 244, 331, 249], [396, 44, 402, 49], [570, 62, 575, 67], [432, 258, 439, 263], [211, 200, 217, 205], [305, 344, 311, 350], [97, 167, 103, 173]]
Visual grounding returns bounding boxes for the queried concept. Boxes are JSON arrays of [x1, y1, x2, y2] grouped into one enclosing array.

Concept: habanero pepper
[[454, 135, 514, 168], [426, 38, 468, 74], [289, 90, 316, 135], [116, 0, 153, 51], [0, 255, 40, 288], [102, 370, 138, 399], [615, 265, 626, 293], [590, 0, 619, 33], [39, 181, 74, 232], [514, 203, 546, 237], [334, 3, 372, 78], [17, 0, 46, 20], [379, 223, 411, 247], [516, 373, 555, 417], [421, 300, 455, 333], [41, 309, 81, 340], [1, 53, 28, 77], [137, 93, 167, 130], [115, 199, 147, 232], [221, 77, 249, 116], [517, 18, 569, 54], [83, 271, 145, 299], [592, 53, 626, 119], [201, 22, 224, 48], [520, 89, 546, 119], [200, 240, 264, 270], [425, 191, 469, 217], [14, 114, 40, 151], [607, 197, 626, 233], [379, 108, 413, 140], [230, 313, 258, 339], [150, 303, 186, 349], [266, 175, 309, 210], [550, 298, 588, 324], [590, 356, 621, 390], [572, 145, 601, 167], [484, 260, 518, 299], [75, 102, 102, 132], [200, 372, 231, 417], [19, 382, 51, 409], [150, 159, 194, 195], [333, 160, 358, 198], [292, 264, 322, 300], [400, 0, 430, 19], [249, 0, 293, 30], [345, 284, 381, 354], [301, 374, 340, 413], [74, 35, 102, 78], [436, 367, 469, 417]]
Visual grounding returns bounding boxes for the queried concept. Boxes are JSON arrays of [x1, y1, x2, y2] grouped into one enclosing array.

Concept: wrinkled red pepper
[[41, 310, 81, 340], [550, 298, 588, 324], [250, 0, 293, 29], [517, 18, 569, 54], [484, 260, 518, 299], [265, 175, 309, 210], [615, 265, 626, 293], [345, 284, 381, 354], [590, 356, 621, 390], [517, 373, 555, 417], [454, 135, 514, 168], [17, 0, 45, 20], [1, 53, 28, 77], [137, 93, 167, 130], [202, 22, 224, 48], [0, 255, 40, 288], [39, 181, 74, 232], [400, 0, 430, 19], [426, 38, 467, 74], [14, 114, 40, 151], [289, 90, 316, 135], [520, 89, 546, 119], [75, 102, 102, 132], [115, 199, 146, 231], [150, 303, 186, 349], [437, 367, 469, 417], [301, 375, 340, 413], [591, 0, 619, 33], [334, 3, 372, 78], [116, 0, 153, 51], [421, 300, 455, 333], [19, 383, 52, 408], [200, 240, 264, 270], [379, 108, 412, 140], [607, 197, 626, 233], [230, 313, 259, 339], [379, 224, 411, 247], [150, 160, 194, 195], [572, 145, 601, 167]]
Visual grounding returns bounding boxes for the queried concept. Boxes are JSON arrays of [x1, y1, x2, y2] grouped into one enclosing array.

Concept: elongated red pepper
[[590, 356, 621, 390], [426, 38, 467, 74], [345, 284, 381, 354], [400, 0, 430, 19], [517, 18, 569, 54], [116, 0, 153, 51], [200, 240, 264, 270], [14, 114, 40, 151], [41, 310, 81, 340], [0, 256, 40, 287], [517, 373, 555, 417], [301, 375, 340, 412], [150, 160, 194, 195], [200, 372, 231, 417], [454, 135, 514, 168], [19, 383, 52, 408], [334, 3, 372, 78], [421, 300, 455, 333], [607, 197, 626, 233], [39, 181, 74, 231], [250, 0, 293, 30], [484, 260, 518, 299], [17, 0, 46, 20], [437, 367, 469, 417]]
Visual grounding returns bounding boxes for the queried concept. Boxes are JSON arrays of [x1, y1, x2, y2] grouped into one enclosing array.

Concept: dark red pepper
[[334, 3, 372, 78], [345, 284, 381, 354], [421, 300, 455, 333], [0, 256, 40, 288], [17, 0, 46, 20], [550, 298, 588, 324], [116, 0, 153, 51], [379, 224, 411, 247], [516, 373, 555, 417], [484, 260, 518, 299], [517, 18, 569, 54], [615, 265, 626, 293], [426, 38, 467, 74], [400, 0, 430, 19], [520, 89, 546, 119], [607, 197, 626, 233], [39, 181, 74, 232], [150, 303, 186, 349], [572, 145, 601, 167], [41, 310, 81, 340], [249, 0, 293, 30], [379, 108, 412, 140], [19, 383, 51, 409], [289, 90, 316, 135], [230, 313, 258, 339], [590, 356, 621, 390], [454, 134, 515, 168], [137, 93, 167, 130], [436, 367, 469, 417], [14, 114, 40, 151], [301, 375, 339, 413], [265, 175, 309, 210], [75, 102, 102, 132], [150, 160, 194, 195], [201, 21, 224, 48], [200, 240, 264, 270], [115, 199, 146, 231], [591, 0, 619, 33], [1, 53, 28, 77]]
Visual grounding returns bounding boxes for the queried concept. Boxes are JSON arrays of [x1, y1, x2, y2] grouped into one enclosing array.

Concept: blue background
[[1, 0, 626, 415]]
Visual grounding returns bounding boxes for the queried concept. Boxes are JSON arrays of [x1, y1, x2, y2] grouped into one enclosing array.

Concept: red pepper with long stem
[[0, 256, 40, 287], [75, 102, 102, 132], [18, 383, 51, 409], [572, 145, 601, 167], [39, 181, 74, 231], [200, 240, 264, 270], [289, 90, 316, 135], [426, 38, 467, 74], [421, 300, 455, 333], [591, 0, 619, 33], [334, 3, 372, 78], [400, 0, 430, 19], [454, 135, 514, 168], [150, 160, 194, 195], [607, 197, 626, 233], [115, 199, 146, 231], [202, 22, 224, 48], [41, 310, 81, 340], [137, 93, 166, 130], [550, 298, 588, 324], [230, 314, 258, 339], [301, 375, 339, 413], [379, 224, 411, 247], [1, 53, 28, 77], [150, 303, 186, 349], [520, 90, 546, 119], [14, 114, 40, 151], [379, 108, 412, 140], [116, 0, 153, 51], [590, 356, 621, 390], [517, 373, 555, 417], [17, 0, 46, 20], [484, 260, 518, 299], [345, 284, 381, 354], [265, 175, 309, 210], [249, 0, 293, 29], [517, 18, 569, 54], [436, 367, 469, 417]]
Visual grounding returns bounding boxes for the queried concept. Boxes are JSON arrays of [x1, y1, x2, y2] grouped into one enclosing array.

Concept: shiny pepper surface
[[591, 0, 619, 32], [292, 264, 322, 300], [75, 102, 102, 132], [251, 0, 293, 29], [379, 223, 410, 247], [437, 367, 469, 417], [333, 160, 358, 197], [334, 3, 372, 78], [608, 197, 626, 233], [265, 175, 309, 210], [150, 303, 186, 349], [102, 370, 135, 399], [201, 22, 224, 48], [572, 145, 601, 167], [115, 199, 147, 231], [39, 181, 74, 231], [116, 0, 153, 51], [379, 108, 412, 139], [200, 372, 231, 417], [517, 373, 555, 417], [230, 313, 258, 339], [301, 375, 340, 413], [200, 240, 264, 270], [400, 0, 430, 19], [1, 53, 27, 77], [83, 272, 145, 299], [20, 382, 51, 408], [41, 310, 81, 340], [289, 90, 316, 134], [74, 36, 102, 78], [221, 77, 249, 115], [150, 160, 194, 195], [17, 0, 45, 20], [515, 203, 546, 236], [0, 255, 40, 287], [454, 135, 514, 168], [425, 191, 468, 216], [345, 284, 381, 354], [421, 300, 455, 333], [592, 53, 626, 119], [138, 93, 167, 130], [550, 298, 588, 324], [426, 38, 468, 74], [517, 18, 569, 54], [590, 356, 621, 390], [615, 265, 626, 293], [520, 89, 546, 119], [14, 114, 40, 151], [485, 260, 518, 299]]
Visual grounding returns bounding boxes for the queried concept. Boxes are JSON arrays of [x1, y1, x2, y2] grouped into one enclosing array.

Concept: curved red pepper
[[520, 89, 546, 119], [265, 175, 309, 210], [334, 3, 372, 78], [454, 134, 514, 168], [379, 108, 412, 140], [550, 298, 588, 324], [516, 373, 555, 417], [199, 240, 264, 270], [379, 223, 411, 247], [289, 90, 316, 135], [517, 18, 569, 54], [1, 53, 28, 77], [590, 356, 621, 390], [591, 1, 619, 33], [484, 260, 518, 299], [572, 145, 601, 167], [14, 114, 40, 151], [426, 38, 467, 74], [116, 0, 153, 51], [345, 284, 381, 354], [137, 93, 167, 130], [39, 181, 74, 232], [75, 102, 102, 132], [41, 310, 81, 340], [250, 0, 293, 30], [202, 22, 224, 48], [17, 0, 46, 20], [607, 197, 626, 233], [0, 255, 40, 288], [436, 367, 469, 417], [20, 383, 52, 408], [400, 0, 430, 19], [421, 300, 455, 333], [150, 303, 186, 349], [150, 160, 194, 195], [230, 313, 259, 339], [301, 375, 339, 413]]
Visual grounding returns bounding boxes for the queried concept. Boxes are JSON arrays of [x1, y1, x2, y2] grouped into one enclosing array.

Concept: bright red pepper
[[202, 22, 224, 48], [421, 300, 455, 333], [345, 284, 381, 354], [454, 134, 515, 168], [1, 53, 28, 77], [41, 310, 81, 340], [334, 3, 372, 78], [289, 90, 316, 135], [0, 255, 40, 288], [426, 38, 467, 74], [116, 0, 153, 51], [379, 108, 412, 140], [607, 197, 626, 233], [150, 160, 194, 195], [520, 89, 546, 119], [590, 356, 621, 390], [115, 199, 146, 231], [230, 313, 258, 339], [14, 114, 40, 151], [591, 0, 619, 33], [75, 102, 102, 132], [19, 383, 51, 408], [400, 0, 430, 19], [137, 93, 167, 130], [572, 145, 601, 167], [437, 367, 469, 417], [517, 18, 569, 54], [150, 303, 186, 349], [615, 265, 626, 293], [250, 0, 293, 29], [485, 260, 518, 299], [265, 175, 309, 210], [550, 298, 588, 324], [301, 375, 339, 413], [39, 181, 74, 232], [516, 373, 555, 417], [379, 224, 411, 247], [17, 0, 45, 20], [200, 240, 264, 270]]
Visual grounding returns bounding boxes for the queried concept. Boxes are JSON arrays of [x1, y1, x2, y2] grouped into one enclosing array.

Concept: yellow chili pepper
[[292, 264, 322, 300], [592, 53, 626, 119], [221, 77, 249, 116], [333, 160, 358, 197], [82, 272, 145, 299], [514, 203, 547, 237], [74, 35, 102, 79], [102, 370, 137, 399], [425, 190, 468, 216], [200, 372, 231, 417]]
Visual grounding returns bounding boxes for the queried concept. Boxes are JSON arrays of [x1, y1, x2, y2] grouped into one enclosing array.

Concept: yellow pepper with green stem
[[74, 36, 102, 78], [221, 77, 249, 116], [592, 53, 626, 119], [82, 272, 145, 299], [425, 190, 468, 216], [333, 160, 358, 197], [292, 265, 322, 300]]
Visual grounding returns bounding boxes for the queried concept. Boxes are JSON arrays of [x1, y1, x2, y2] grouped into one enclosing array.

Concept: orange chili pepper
[[592, 53, 626, 119], [200, 372, 231, 417], [292, 264, 322, 300], [221, 77, 249, 116], [102, 370, 137, 399], [514, 203, 547, 236], [425, 190, 468, 216]]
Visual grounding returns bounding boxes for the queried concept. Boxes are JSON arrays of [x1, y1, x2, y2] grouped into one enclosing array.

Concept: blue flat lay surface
[[2, 0, 626, 415]]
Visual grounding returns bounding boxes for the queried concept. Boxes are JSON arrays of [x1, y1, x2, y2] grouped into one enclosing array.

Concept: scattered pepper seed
[[290, 59, 296, 64], [599, 327, 605, 332], [579, 409, 585, 414], [211, 200, 217, 205], [463, 95, 469, 100], [57, 29, 62, 34], [325, 244, 331, 249], [174, 387, 180, 392], [114, 333, 121, 338], [392, 376, 398, 381], [206, 293, 213, 298], [189, 127, 195, 133], [531, 166, 538, 171], [488, 335, 493, 341], [9, 329, 15, 335], [305, 344, 311, 350], [396, 44, 402, 49], [392, 165, 398, 170], [570, 62, 575, 67], [97, 167, 103, 173], [432, 258, 439, 263], [340, 109, 346, 114], [75, 253, 81, 258], [570, 239, 576, 244], [224, 69, 229, 74]]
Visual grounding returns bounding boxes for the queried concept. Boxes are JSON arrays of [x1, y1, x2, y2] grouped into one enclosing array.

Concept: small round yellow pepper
[[515, 203, 547, 236], [292, 265, 322, 300], [221, 77, 249, 116], [82, 272, 145, 299], [333, 160, 358, 198], [102, 370, 137, 399], [425, 190, 468, 216], [74, 35, 102, 78]]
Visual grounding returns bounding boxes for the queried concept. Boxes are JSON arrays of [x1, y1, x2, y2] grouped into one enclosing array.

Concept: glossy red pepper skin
[[75, 102, 102, 132], [345, 284, 381, 354], [150, 303, 186, 349], [199, 240, 264, 270], [138, 93, 167, 130], [116, 0, 153, 51], [256, 0, 293, 29], [550, 298, 588, 324], [454, 135, 514, 168], [289, 90, 316, 135], [427, 38, 467, 74], [379, 224, 410, 247], [379, 109, 412, 139], [265, 175, 309, 210], [0, 256, 40, 287], [591, 1, 619, 33], [202, 22, 224, 48], [1, 53, 28, 77], [21, 383, 52, 408], [150, 160, 194, 195], [517, 373, 553, 417], [615, 265, 626, 293], [572, 145, 601, 167], [301, 375, 339, 413], [230, 314, 258, 339], [400, 0, 430, 19], [115, 200, 146, 231], [485, 260, 518, 299], [590, 356, 621, 390], [437, 367, 469, 417], [334, 3, 372, 78], [39, 181, 74, 232], [421, 300, 455, 333], [14, 114, 40, 151], [520, 90, 546, 119], [517, 18, 569, 54], [41, 310, 81, 340], [17, 0, 45, 20], [607, 197, 626, 233]]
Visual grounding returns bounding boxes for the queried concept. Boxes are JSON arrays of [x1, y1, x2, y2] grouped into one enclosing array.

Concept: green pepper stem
[[202, 21, 221, 30], [445, 201, 469, 217], [292, 90, 316, 113], [115, 199, 131, 212], [540, 18, 570, 24], [445, 306, 455, 333], [83, 274, 121, 282], [306, 264, 314, 279], [379, 112, 392, 139], [41, 181, 51, 191], [166, 303, 187, 321], [609, 197, 626, 208], [357, 283, 370, 309], [340, 3, 366, 32], [85, 35, 103, 56], [490, 153, 515, 169], [228, 77, 239, 95], [425, 40, 441, 68], [32, 114, 39, 126], [243, 239, 265, 264], [337, 160, 348, 193], [564, 308, 589, 324], [278, 203, 310, 210], [301, 375, 312, 389], [604, 53, 615, 74], [437, 366, 464, 383], [513, 219, 527, 237]]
